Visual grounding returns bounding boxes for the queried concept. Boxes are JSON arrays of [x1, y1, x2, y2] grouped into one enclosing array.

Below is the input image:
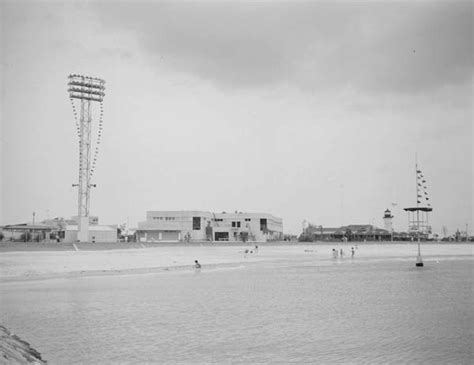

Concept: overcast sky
[[1, 1, 472, 235]]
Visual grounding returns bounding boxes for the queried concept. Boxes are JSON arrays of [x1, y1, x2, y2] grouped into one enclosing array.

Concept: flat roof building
[[137, 211, 283, 242]]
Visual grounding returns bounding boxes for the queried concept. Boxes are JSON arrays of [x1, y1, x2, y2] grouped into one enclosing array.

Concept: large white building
[[137, 211, 283, 242]]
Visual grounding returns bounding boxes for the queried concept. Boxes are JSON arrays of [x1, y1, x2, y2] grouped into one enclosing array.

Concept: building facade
[[136, 211, 283, 242], [63, 225, 117, 243], [301, 224, 392, 242]]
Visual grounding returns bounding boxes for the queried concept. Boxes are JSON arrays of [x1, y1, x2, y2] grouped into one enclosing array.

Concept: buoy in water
[[416, 255, 424, 267], [415, 238, 424, 267]]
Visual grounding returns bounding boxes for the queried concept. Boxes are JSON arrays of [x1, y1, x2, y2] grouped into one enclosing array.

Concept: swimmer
[[194, 260, 201, 269]]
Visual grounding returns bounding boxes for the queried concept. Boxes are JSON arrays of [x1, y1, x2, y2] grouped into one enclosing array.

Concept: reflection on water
[[1, 257, 473, 364]]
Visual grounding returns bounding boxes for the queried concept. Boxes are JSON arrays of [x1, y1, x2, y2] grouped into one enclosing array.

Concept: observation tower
[[67, 74, 106, 242]]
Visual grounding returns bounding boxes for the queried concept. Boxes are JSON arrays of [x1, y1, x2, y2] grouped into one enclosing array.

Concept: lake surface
[[1, 255, 472, 364]]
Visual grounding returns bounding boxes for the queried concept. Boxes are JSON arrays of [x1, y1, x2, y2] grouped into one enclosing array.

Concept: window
[[237, 222, 241, 228], [193, 217, 201, 230], [232, 221, 236, 228]]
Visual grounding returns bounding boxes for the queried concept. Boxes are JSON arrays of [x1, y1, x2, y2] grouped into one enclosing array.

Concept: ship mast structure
[[403, 160, 433, 239], [403, 158, 433, 267]]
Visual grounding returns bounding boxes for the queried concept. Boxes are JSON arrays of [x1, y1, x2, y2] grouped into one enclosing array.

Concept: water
[[1, 257, 472, 364]]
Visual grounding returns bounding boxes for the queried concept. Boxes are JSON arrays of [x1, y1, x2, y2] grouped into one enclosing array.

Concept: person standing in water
[[340, 248, 344, 258], [194, 260, 201, 269], [351, 247, 355, 258]]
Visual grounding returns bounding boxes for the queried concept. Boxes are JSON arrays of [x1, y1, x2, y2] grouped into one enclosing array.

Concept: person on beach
[[351, 247, 355, 258], [332, 249, 338, 259], [340, 248, 344, 257], [244, 249, 249, 258], [255, 245, 258, 253], [194, 260, 201, 269]]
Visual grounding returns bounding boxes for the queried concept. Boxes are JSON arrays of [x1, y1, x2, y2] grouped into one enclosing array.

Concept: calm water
[[1, 256, 473, 364]]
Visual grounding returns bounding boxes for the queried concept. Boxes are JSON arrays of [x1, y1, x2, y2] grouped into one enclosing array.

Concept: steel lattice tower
[[67, 74, 106, 242]]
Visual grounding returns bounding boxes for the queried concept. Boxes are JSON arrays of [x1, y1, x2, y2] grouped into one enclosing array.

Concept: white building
[[41, 216, 118, 243], [137, 211, 283, 242], [63, 225, 118, 243]]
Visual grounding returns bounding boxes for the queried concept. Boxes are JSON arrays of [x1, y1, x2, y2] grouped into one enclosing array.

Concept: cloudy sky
[[1, 1, 472, 235]]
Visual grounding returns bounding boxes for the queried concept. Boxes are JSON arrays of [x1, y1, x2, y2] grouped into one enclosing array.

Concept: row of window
[[152, 217, 257, 223]]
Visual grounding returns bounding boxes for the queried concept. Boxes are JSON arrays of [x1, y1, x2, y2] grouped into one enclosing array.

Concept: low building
[[63, 224, 117, 243], [41, 216, 117, 243], [136, 210, 283, 242], [1, 223, 56, 242], [1, 217, 118, 243], [301, 224, 392, 241]]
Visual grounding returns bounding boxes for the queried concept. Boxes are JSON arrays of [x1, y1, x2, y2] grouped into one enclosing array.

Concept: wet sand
[[0, 243, 472, 283]]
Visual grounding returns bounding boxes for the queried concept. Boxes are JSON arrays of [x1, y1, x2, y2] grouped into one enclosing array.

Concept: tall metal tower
[[67, 74, 106, 242]]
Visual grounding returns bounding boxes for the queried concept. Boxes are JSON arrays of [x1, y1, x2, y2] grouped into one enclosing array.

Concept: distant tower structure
[[403, 159, 433, 240], [383, 209, 394, 232], [67, 74, 106, 242]]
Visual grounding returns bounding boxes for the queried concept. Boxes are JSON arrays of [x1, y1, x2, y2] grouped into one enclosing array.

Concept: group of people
[[194, 245, 260, 269], [332, 246, 356, 259]]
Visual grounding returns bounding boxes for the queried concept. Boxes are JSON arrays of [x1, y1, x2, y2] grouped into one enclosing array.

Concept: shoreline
[[1, 243, 472, 284], [1, 240, 473, 253], [0, 326, 47, 364], [2, 254, 472, 285]]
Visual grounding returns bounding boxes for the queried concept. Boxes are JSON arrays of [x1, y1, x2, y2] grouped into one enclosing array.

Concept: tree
[[455, 229, 461, 242], [345, 229, 353, 242]]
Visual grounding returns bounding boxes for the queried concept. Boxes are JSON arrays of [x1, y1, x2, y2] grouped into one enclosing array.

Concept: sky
[[1, 0, 472, 235]]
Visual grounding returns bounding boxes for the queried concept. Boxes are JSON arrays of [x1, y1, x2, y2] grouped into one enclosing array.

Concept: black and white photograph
[[0, 0, 472, 364]]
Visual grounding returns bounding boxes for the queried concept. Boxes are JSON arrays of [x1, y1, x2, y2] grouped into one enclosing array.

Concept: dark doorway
[[215, 232, 229, 241], [260, 218, 267, 232], [192, 217, 201, 230]]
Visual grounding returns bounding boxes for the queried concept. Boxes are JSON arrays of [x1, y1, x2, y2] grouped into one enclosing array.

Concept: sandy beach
[[0, 243, 472, 283]]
